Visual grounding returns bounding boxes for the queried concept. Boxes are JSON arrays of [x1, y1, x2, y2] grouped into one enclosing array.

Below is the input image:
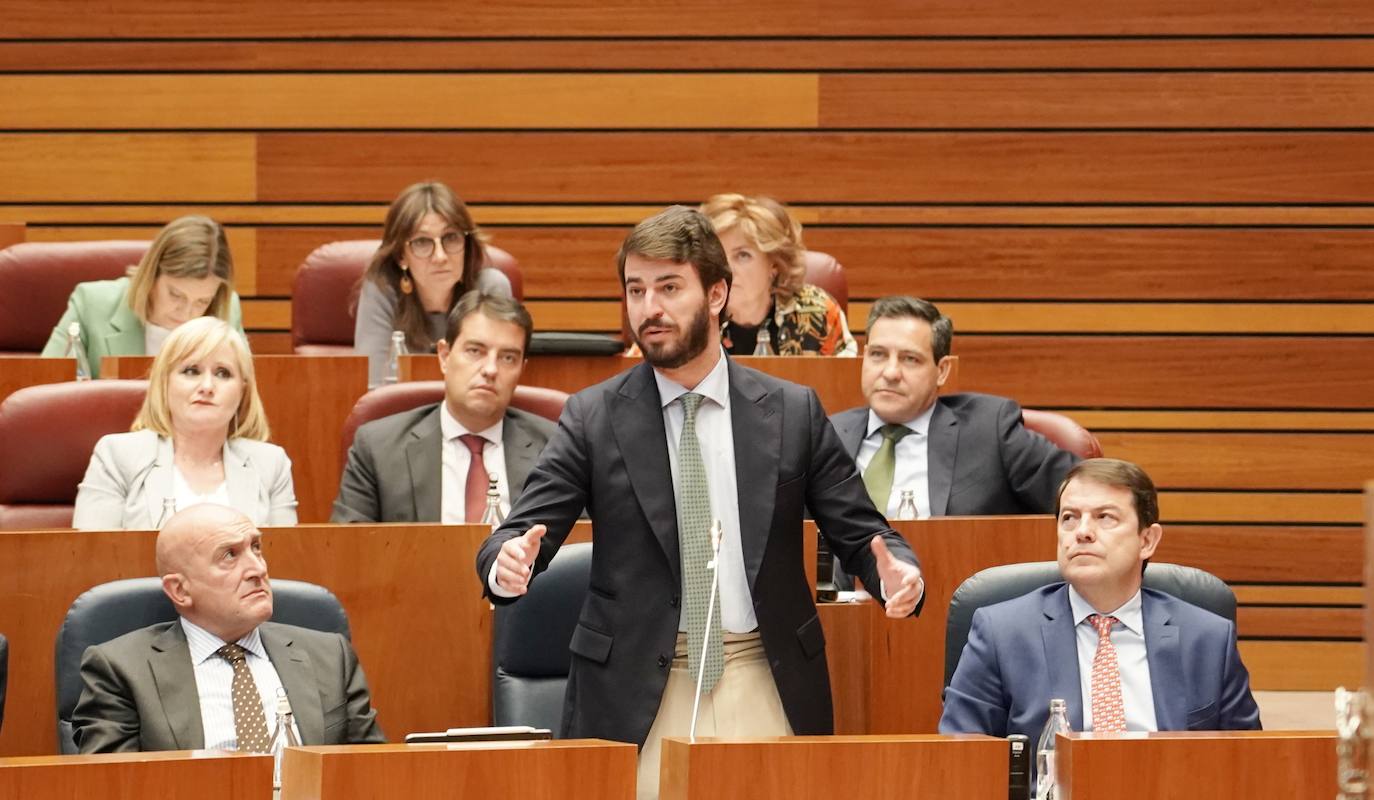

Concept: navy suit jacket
[[939, 584, 1261, 740]]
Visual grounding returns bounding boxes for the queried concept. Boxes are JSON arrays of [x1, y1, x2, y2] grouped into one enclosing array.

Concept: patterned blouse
[[722, 283, 858, 357]]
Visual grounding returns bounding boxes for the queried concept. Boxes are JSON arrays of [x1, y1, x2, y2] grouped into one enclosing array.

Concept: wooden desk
[[101, 354, 368, 522], [0, 356, 77, 405], [281, 739, 636, 799], [821, 515, 1055, 734], [0, 750, 271, 799], [661, 734, 1007, 800], [1057, 730, 1337, 799]]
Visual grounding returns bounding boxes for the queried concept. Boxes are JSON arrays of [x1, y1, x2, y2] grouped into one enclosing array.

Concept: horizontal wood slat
[[1154, 525, 1362, 583], [1239, 641, 1362, 691], [4, 0, 1371, 37], [1233, 585, 1364, 606], [819, 73, 1374, 129], [0, 134, 256, 202], [1159, 492, 1361, 525], [1095, 432, 1374, 491], [255, 132, 1374, 204], [4, 38, 1374, 72], [1238, 607, 1361, 639], [0, 74, 817, 130], [954, 336, 1374, 410]]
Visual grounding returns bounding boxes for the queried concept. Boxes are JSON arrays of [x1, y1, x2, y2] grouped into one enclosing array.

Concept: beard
[[634, 302, 712, 370]]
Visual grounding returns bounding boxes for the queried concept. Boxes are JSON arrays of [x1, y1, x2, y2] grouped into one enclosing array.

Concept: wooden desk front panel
[[0, 357, 76, 405], [0, 750, 271, 799], [281, 740, 636, 800], [1058, 730, 1338, 800]]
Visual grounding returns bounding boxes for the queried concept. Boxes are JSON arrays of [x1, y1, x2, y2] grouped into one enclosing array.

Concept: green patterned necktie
[[677, 392, 724, 693], [862, 423, 913, 513]]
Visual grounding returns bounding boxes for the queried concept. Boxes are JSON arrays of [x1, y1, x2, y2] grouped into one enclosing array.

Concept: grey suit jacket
[[331, 403, 555, 523], [830, 392, 1079, 516], [72, 430, 298, 530], [476, 357, 920, 748], [72, 620, 385, 753]]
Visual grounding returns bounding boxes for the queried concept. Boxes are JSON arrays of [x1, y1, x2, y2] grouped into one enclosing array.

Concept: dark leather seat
[[339, 381, 568, 461], [290, 239, 523, 354], [944, 561, 1236, 687], [491, 542, 592, 734], [54, 577, 350, 753], [0, 240, 149, 354], [0, 380, 149, 529]]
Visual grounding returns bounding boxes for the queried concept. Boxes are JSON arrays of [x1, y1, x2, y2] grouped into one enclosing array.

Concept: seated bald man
[[72, 503, 385, 753]]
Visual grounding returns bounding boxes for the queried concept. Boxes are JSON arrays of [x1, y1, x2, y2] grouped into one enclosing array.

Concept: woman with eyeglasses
[[354, 181, 512, 386]]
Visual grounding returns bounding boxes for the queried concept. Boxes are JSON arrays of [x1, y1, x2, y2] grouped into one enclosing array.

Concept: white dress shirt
[[855, 405, 936, 519], [439, 403, 508, 524], [180, 618, 300, 750], [1067, 586, 1159, 732], [653, 350, 757, 633]]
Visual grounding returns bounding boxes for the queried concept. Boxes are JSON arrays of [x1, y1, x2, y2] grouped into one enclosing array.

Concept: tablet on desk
[[404, 725, 553, 744]]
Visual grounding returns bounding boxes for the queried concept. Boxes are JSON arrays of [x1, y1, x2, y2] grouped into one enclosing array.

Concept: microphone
[[689, 519, 725, 742]]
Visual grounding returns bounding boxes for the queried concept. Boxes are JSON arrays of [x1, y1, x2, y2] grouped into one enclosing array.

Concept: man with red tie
[[939, 458, 1261, 740], [331, 290, 554, 523]]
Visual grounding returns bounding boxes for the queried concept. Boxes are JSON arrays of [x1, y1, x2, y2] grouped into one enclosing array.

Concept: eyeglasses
[[405, 231, 467, 259]]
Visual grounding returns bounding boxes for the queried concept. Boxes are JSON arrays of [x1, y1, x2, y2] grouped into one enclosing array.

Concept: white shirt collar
[[653, 348, 731, 411], [180, 617, 266, 665], [1067, 584, 1145, 637], [438, 400, 505, 445], [865, 401, 936, 440]]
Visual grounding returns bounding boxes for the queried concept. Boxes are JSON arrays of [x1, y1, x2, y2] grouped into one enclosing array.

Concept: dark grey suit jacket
[[331, 403, 555, 523], [476, 357, 921, 749], [830, 392, 1079, 516], [72, 621, 385, 753]]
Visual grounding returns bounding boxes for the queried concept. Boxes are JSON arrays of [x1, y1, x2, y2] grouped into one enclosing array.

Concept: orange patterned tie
[[1088, 614, 1126, 733]]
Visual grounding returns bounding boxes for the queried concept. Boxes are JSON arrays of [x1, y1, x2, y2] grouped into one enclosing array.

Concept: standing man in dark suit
[[476, 206, 924, 799], [332, 291, 555, 523], [830, 295, 1079, 520], [939, 458, 1261, 741], [72, 503, 385, 752]]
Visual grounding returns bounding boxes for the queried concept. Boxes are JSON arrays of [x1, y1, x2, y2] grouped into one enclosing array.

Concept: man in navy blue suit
[[939, 458, 1260, 739]]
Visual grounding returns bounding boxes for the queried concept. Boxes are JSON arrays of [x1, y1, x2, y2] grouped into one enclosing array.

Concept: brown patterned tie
[[459, 433, 489, 523], [217, 643, 271, 752]]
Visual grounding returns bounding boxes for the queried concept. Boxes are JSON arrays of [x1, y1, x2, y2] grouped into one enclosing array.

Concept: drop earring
[[399, 265, 414, 295]]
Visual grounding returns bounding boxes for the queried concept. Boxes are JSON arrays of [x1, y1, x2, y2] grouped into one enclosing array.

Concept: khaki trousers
[[636, 632, 793, 800]]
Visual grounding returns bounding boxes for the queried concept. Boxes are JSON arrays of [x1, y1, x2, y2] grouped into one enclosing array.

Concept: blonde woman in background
[[701, 193, 857, 356], [41, 215, 244, 378], [73, 317, 296, 530]]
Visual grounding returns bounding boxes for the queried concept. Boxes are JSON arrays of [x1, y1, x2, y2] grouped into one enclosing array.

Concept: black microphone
[[1008, 734, 1031, 800]]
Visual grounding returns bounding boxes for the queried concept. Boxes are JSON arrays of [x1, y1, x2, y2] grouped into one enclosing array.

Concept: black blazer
[[830, 392, 1079, 516], [476, 357, 920, 747]]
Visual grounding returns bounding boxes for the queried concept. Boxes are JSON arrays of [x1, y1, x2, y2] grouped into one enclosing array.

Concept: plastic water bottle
[[479, 475, 505, 528], [155, 497, 177, 529], [268, 687, 301, 788], [385, 330, 408, 383], [896, 489, 918, 520], [751, 328, 774, 356], [1035, 698, 1072, 799], [63, 321, 92, 381]]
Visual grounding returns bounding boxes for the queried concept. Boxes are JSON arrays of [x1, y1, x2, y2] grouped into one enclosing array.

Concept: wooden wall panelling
[[25, 226, 260, 296], [1238, 606, 1361, 639], [3, 0, 1371, 38], [1056, 410, 1374, 432], [1155, 525, 1362, 584], [1094, 432, 1374, 490], [254, 132, 1374, 204], [1239, 641, 1363, 690], [1160, 491, 1361, 525]]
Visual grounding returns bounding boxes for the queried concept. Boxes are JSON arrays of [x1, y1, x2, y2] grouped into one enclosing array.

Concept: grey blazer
[[72, 430, 298, 530], [330, 403, 555, 523], [829, 392, 1079, 516], [72, 620, 385, 752]]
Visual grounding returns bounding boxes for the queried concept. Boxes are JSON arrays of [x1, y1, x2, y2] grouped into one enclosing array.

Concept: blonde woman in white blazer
[[73, 317, 297, 529]]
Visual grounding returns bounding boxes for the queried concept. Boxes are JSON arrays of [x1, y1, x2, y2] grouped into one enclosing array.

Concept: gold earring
[[399, 267, 414, 295]]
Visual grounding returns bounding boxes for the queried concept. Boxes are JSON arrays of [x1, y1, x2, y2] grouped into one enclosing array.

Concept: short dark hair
[[444, 290, 533, 355], [616, 206, 732, 312], [1056, 458, 1160, 529], [866, 295, 954, 362]]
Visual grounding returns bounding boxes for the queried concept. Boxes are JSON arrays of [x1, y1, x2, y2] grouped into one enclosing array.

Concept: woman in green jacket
[[41, 215, 244, 377]]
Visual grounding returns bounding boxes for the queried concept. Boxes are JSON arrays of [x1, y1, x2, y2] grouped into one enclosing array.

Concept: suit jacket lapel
[[1143, 592, 1186, 730], [728, 360, 780, 591], [926, 401, 959, 516], [406, 407, 443, 522], [144, 435, 175, 527], [104, 302, 146, 357], [148, 624, 205, 749], [502, 409, 540, 497], [609, 363, 679, 579], [261, 624, 324, 745], [832, 407, 867, 459], [1041, 586, 1085, 730], [222, 440, 259, 521]]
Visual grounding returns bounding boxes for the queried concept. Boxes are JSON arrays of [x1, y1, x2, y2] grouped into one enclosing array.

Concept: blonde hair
[[126, 215, 235, 324], [700, 193, 806, 306], [132, 317, 270, 441]]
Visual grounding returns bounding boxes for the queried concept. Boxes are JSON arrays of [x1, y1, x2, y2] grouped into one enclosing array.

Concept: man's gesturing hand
[[495, 524, 547, 595], [872, 535, 924, 618]]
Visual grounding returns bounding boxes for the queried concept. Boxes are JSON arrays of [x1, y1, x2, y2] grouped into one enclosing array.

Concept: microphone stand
[[689, 519, 724, 743]]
